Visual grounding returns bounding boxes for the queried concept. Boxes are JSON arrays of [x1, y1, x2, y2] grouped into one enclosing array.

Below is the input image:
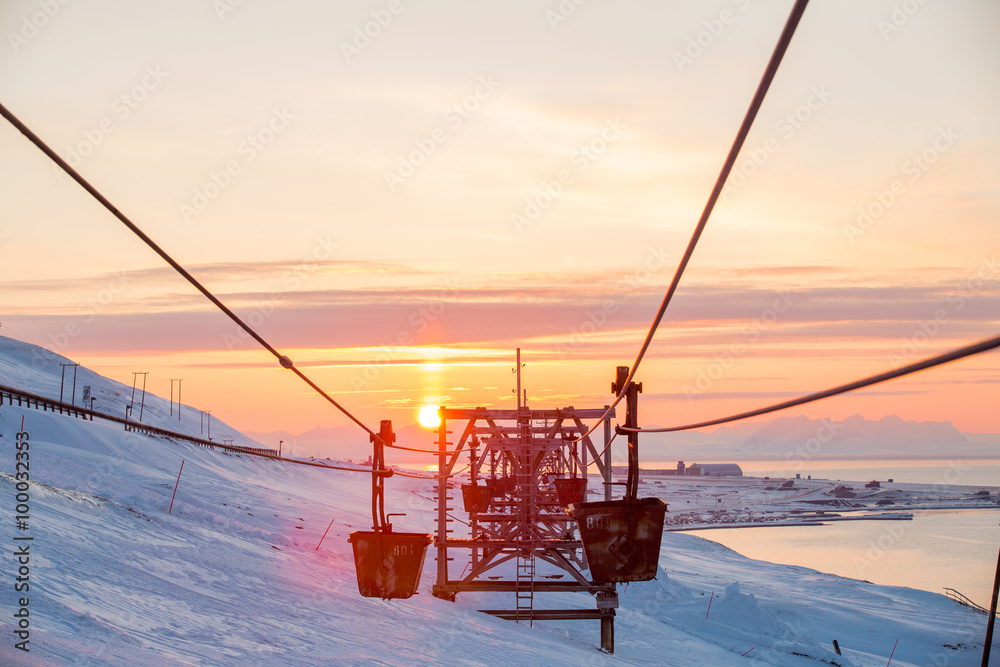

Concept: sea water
[[685, 460, 1000, 609]]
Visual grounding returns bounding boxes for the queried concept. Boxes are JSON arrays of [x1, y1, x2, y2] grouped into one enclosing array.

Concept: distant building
[[686, 463, 743, 477], [609, 460, 743, 477]]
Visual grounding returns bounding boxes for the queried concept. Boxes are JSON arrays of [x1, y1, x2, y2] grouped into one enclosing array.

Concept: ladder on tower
[[515, 551, 535, 625], [513, 415, 536, 625]]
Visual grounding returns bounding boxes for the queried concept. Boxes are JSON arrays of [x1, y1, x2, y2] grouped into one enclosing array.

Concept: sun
[[418, 405, 441, 428]]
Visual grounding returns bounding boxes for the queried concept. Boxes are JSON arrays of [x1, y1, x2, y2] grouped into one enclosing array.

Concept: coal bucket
[[567, 498, 667, 584], [348, 531, 433, 599], [486, 477, 514, 498], [461, 483, 492, 513], [553, 477, 588, 506]]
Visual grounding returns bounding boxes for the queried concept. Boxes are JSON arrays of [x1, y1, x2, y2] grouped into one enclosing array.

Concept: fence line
[[0, 382, 278, 457]]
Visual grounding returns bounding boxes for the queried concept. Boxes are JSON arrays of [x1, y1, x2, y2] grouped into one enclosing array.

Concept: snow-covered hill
[[0, 336, 263, 452], [0, 336, 994, 665]]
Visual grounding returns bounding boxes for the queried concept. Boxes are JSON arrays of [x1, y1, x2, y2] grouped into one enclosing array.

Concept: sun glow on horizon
[[418, 405, 442, 428]]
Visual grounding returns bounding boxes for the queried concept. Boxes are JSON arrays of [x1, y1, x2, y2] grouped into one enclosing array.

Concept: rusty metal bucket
[[567, 498, 667, 584], [348, 531, 433, 599], [461, 483, 492, 513], [553, 477, 588, 506], [486, 477, 514, 498]]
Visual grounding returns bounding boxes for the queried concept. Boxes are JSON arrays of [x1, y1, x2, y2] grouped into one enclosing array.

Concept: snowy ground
[[639, 474, 1000, 530], [0, 338, 995, 665]]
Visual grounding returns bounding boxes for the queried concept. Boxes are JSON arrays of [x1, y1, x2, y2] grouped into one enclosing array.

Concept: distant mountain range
[[247, 413, 999, 464], [636, 413, 997, 462]]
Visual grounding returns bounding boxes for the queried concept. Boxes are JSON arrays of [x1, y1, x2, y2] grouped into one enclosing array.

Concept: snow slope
[[0, 335, 263, 451], [0, 337, 993, 665]]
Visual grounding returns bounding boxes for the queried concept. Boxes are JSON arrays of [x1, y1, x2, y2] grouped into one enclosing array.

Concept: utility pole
[[60, 362, 79, 404], [170, 379, 183, 420], [512, 348, 525, 410], [132, 372, 149, 422], [130, 371, 149, 419], [516, 348, 521, 409]]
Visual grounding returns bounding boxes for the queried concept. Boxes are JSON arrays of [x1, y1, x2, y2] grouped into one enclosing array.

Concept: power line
[[0, 101, 380, 444], [619, 332, 1000, 434], [572, 0, 810, 443]]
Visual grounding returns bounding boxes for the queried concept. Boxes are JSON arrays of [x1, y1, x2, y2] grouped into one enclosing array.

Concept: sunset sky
[[1, 0, 998, 448]]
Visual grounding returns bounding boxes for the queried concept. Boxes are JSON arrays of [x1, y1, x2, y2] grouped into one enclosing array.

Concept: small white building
[[686, 463, 743, 477]]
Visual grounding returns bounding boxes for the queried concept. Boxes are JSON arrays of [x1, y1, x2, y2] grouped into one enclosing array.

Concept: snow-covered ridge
[[0, 334, 263, 451], [637, 413, 996, 462]]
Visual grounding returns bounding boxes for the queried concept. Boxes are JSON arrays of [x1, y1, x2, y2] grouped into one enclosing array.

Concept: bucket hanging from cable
[[568, 367, 667, 584], [349, 420, 433, 600]]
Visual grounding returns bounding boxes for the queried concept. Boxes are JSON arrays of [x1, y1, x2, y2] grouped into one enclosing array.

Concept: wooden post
[[603, 405, 612, 502], [600, 610, 614, 653], [433, 408, 453, 600], [982, 530, 1000, 667], [168, 460, 185, 514], [315, 517, 336, 551]]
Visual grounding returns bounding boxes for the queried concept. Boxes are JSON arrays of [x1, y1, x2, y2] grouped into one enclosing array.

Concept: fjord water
[[689, 460, 1000, 610]]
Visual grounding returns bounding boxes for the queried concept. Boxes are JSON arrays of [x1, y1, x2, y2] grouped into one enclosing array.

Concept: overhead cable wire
[[571, 0, 810, 444], [586, 429, 620, 462], [385, 442, 451, 454], [0, 102, 380, 443], [392, 464, 471, 480], [619, 332, 1000, 434]]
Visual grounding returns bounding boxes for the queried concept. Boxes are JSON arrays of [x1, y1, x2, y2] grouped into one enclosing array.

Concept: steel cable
[[620, 332, 1000, 434], [0, 101, 380, 444], [570, 0, 810, 444]]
